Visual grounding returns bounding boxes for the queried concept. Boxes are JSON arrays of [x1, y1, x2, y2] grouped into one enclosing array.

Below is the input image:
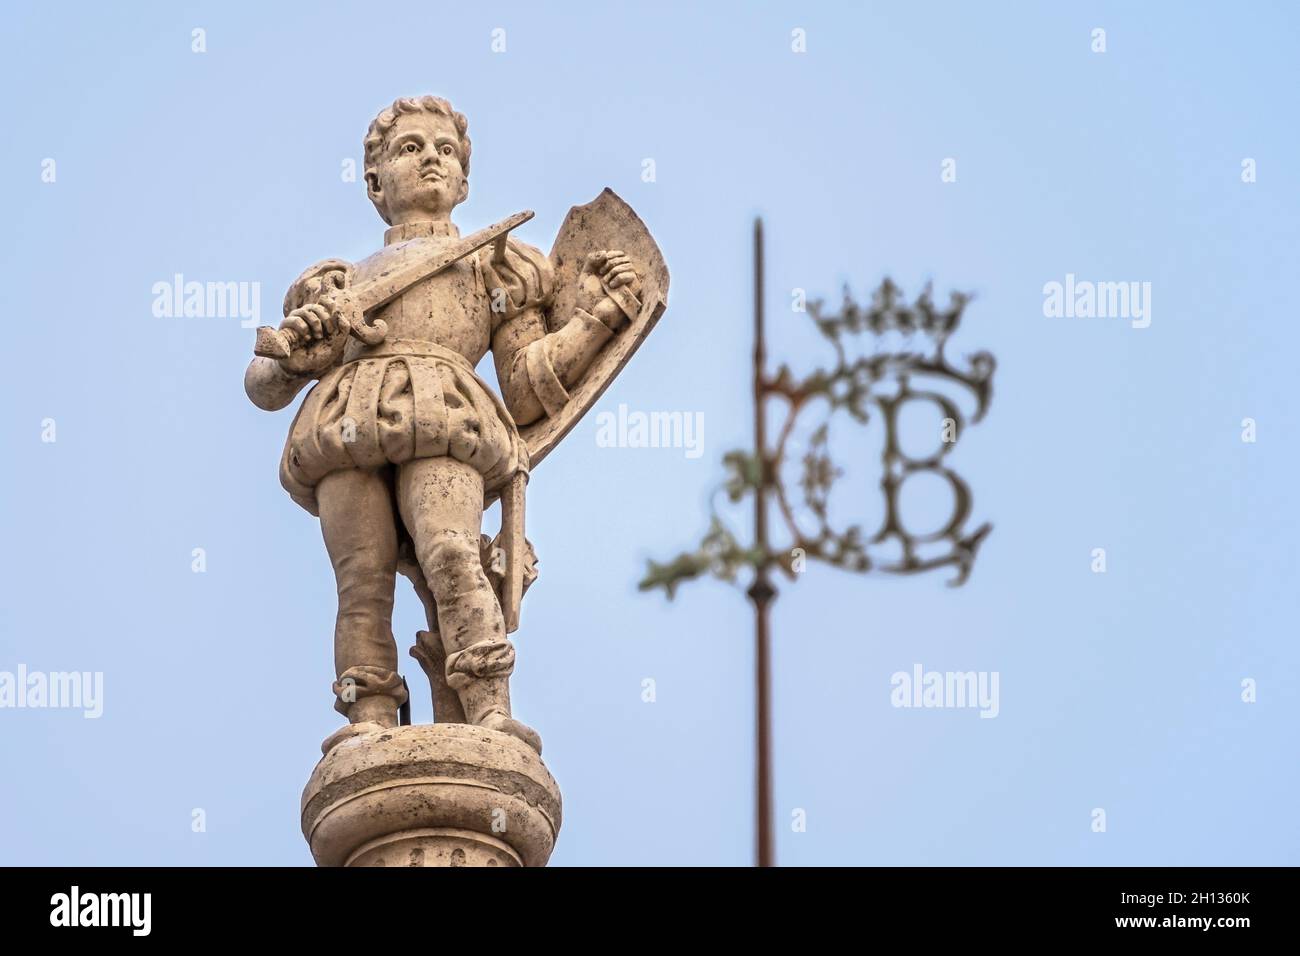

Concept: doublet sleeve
[[478, 238, 555, 323], [487, 238, 615, 428]]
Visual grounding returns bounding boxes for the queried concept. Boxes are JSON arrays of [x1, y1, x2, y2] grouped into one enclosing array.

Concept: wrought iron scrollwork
[[640, 278, 996, 597]]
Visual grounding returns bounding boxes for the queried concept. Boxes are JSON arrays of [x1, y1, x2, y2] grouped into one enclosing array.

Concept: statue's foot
[[479, 712, 543, 755], [321, 720, 386, 755]]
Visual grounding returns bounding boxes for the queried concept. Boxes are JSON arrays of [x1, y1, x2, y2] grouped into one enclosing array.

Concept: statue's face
[[367, 111, 468, 223]]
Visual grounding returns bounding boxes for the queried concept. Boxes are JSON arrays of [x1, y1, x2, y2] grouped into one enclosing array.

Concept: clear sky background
[[1, 1, 1296, 866]]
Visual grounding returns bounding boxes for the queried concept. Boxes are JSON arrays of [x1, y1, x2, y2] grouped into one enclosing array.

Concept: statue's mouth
[[420, 170, 445, 183]]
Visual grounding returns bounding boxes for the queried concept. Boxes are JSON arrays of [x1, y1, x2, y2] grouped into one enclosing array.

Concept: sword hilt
[[253, 278, 386, 359], [253, 316, 387, 360], [253, 325, 298, 360]]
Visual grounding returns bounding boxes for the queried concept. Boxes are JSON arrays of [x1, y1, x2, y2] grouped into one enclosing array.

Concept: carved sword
[[253, 210, 535, 360]]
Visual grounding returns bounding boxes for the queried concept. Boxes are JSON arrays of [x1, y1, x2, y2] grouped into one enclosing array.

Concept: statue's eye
[[403, 142, 419, 154], [441, 144, 454, 156]]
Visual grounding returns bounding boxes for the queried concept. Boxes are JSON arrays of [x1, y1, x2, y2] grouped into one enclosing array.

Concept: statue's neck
[[384, 220, 461, 246]]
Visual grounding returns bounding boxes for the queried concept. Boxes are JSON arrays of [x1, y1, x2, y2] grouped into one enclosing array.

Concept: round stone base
[[301, 723, 562, 867]]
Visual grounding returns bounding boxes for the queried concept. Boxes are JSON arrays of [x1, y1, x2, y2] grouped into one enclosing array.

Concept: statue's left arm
[[487, 239, 637, 427]]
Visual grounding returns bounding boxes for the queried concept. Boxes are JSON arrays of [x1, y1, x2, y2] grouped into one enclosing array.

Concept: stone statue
[[244, 96, 667, 866]]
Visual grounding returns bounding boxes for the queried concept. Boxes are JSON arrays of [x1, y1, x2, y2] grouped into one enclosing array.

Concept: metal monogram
[[640, 276, 996, 597]]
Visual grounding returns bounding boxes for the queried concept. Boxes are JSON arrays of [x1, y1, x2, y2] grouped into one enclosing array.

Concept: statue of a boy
[[244, 96, 666, 756]]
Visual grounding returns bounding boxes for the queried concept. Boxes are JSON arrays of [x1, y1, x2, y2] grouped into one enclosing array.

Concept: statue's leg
[[397, 457, 542, 754], [397, 559, 468, 723], [317, 467, 406, 749]]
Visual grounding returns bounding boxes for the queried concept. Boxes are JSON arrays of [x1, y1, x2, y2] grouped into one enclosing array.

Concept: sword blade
[[351, 210, 535, 314]]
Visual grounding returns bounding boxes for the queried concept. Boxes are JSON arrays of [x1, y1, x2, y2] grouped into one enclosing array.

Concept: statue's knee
[[420, 532, 481, 581]]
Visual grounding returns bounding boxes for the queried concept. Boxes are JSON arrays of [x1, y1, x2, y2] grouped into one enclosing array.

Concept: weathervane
[[640, 219, 995, 866]]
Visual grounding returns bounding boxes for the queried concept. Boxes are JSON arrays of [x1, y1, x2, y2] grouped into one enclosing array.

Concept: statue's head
[[363, 96, 472, 226]]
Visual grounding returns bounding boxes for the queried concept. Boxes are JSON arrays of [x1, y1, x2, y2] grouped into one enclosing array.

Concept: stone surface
[[302, 723, 562, 868]]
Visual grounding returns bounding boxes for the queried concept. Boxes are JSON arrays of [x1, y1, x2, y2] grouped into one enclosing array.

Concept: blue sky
[[1, 1, 1296, 865]]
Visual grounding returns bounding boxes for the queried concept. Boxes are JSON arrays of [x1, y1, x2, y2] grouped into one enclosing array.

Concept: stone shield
[[518, 188, 670, 469]]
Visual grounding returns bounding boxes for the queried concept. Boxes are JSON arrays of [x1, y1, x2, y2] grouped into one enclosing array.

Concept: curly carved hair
[[363, 96, 471, 221]]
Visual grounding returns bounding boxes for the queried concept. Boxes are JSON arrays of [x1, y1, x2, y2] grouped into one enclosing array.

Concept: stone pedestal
[[301, 723, 562, 867]]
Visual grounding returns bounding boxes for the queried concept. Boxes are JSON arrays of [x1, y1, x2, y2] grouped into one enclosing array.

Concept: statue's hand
[[278, 301, 350, 376], [577, 250, 640, 330], [276, 266, 366, 375]]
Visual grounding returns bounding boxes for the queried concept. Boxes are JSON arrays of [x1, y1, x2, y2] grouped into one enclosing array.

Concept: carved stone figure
[[244, 96, 667, 866]]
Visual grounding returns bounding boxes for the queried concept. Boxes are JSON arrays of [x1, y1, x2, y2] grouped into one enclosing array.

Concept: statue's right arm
[[244, 356, 314, 411]]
